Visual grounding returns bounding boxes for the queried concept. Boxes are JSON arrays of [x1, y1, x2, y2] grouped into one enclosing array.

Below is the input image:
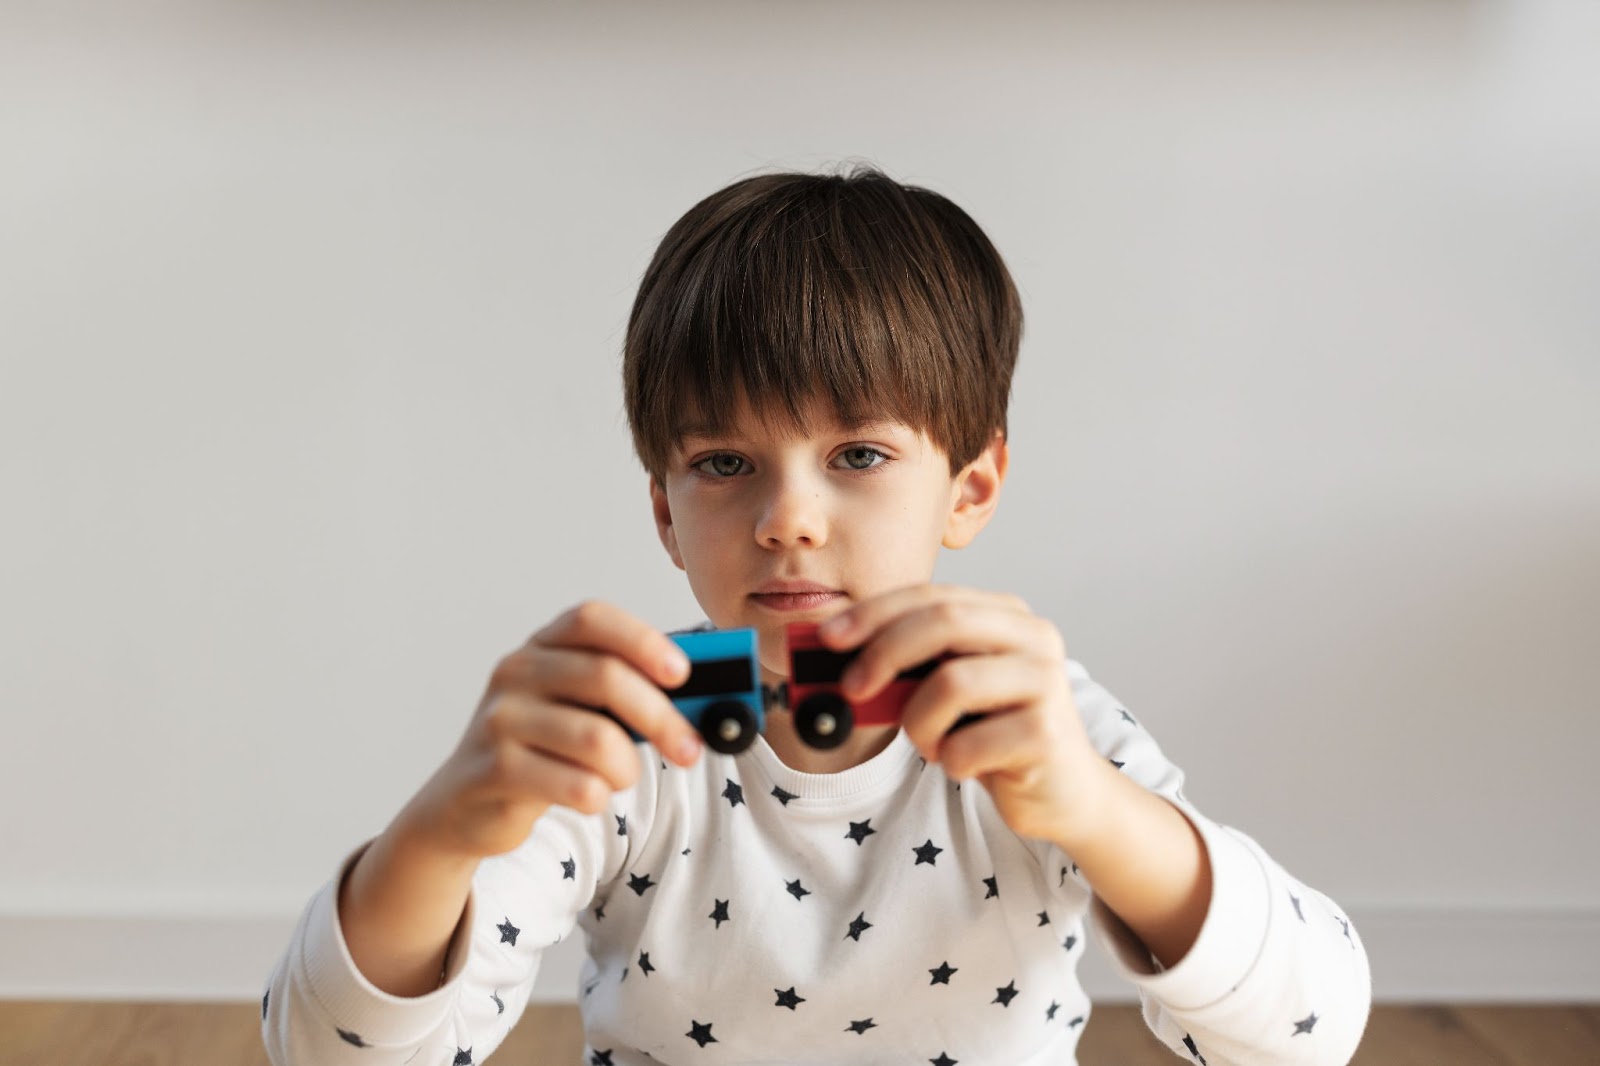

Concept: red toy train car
[[782, 620, 947, 749]]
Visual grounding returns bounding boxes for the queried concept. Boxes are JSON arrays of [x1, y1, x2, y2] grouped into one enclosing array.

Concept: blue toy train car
[[609, 626, 767, 754]]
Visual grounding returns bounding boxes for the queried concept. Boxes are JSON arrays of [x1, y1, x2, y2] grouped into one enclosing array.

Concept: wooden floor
[[0, 1002, 1596, 1064]]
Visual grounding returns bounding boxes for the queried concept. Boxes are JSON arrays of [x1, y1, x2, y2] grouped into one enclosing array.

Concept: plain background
[[2, 0, 1596, 1003]]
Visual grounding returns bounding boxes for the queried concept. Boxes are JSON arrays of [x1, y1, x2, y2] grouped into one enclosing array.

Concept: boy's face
[[649, 391, 1007, 681]]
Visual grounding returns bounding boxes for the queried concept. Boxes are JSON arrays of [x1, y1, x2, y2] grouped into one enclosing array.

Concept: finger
[[531, 600, 692, 691], [932, 699, 1063, 783], [840, 602, 1061, 703], [483, 691, 643, 793], [479, 735, 619, 816], [819, 583, 1020, 651], [898, 652, 1054, 759], [500, 646, 702, 766]]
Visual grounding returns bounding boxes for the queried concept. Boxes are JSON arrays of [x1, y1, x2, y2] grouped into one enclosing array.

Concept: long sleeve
[[262, 799, 633, 1066], [1055, 658, 1373, 1065]]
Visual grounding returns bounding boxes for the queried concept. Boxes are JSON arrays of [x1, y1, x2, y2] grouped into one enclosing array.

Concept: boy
[[263, 166, 1371, 1065]]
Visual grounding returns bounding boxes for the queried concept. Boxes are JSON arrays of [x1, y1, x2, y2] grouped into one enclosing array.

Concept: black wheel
[[795, 692, 853, 750], [701, 699, 758, 754]]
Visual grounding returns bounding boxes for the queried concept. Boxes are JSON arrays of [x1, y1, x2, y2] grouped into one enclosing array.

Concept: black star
[[786, 878, 811, 901], [638, 951, 655, 976], [491, 990, 504, 1014], [1119, 708, 1137, 725], [1337, 916, 1353, 946], [846, 1018, 877, 1034], [930, 1054, 958, 1066], [1037, 911, 1050, 926], [1046, 1001, 1060, 1021], [1110, 758, 1125, 770], [771, 785, 798, 806], [261, 988, 268, 1020], [846, 819, 876, 845], [929, 961, 958, 985], [1290, 892, 1305, 922], [1183, 1033, 1207, 1064], [582, 978, 600, 998], [914, 839, 944, 866], [336, 1028, 367, 1047], [1293, 1012, 1319, 1036], [620, 966, 629, 982], [983, 875, 999, 898], [687, 1020, 717, 1047], [709, 899, 730, 928], [1059, 866, 1069, 887], [682, 847, 691, 856], [1069, 1015, 1085, 1028], [590, 1051, 615, 1066], [628, 872, 657, 896], [722, 779, 744, 807], [845, 912, 873, 941], [561, 856, 576, 880], [1062, 934, 1078, 952], [453, 1049, 473, 1066], [775, 987, 805, 1010], [593, 902, 606, 922], [615, 814, 628, 836], [497, 918, 520, 946], [993, 980, 1019, 1007]]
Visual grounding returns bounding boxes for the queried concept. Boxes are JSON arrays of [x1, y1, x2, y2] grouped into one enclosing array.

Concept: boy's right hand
[[397, 601, 702, 860]]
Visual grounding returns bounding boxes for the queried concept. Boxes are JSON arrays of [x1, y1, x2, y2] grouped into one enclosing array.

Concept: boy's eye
[[836, 446, 887, 471], [694, 453, 748, 477]]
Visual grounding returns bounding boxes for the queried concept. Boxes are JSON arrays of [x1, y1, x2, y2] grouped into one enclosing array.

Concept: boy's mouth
[[749, 591, 847, 612]]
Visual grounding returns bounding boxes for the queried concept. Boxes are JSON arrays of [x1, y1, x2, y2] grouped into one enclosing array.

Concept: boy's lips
[[749, 581, 846, 612]]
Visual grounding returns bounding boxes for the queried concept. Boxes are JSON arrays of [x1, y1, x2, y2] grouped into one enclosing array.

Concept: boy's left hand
[[818, 584, 1112, 849]]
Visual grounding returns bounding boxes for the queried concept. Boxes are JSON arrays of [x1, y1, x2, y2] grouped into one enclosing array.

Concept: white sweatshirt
[[263, 656, 1371, 1065]]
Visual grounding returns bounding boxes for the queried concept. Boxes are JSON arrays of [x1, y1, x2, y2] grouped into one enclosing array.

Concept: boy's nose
[[754, 481, 828, 549]]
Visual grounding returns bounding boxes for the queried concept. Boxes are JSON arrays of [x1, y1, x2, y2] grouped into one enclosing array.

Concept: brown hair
[[623, 163, 1022, 483]]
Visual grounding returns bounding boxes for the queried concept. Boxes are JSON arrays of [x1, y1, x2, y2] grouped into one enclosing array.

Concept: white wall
[[2, 0, 1596, 1002]]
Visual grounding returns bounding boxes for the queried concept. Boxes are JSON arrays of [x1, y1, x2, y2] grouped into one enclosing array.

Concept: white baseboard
[[0, 908, 1594, 1003]]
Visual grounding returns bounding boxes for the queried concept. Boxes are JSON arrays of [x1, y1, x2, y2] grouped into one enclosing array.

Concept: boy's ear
[[649, 477, 687, 570], [942, 430, 1009, 550]]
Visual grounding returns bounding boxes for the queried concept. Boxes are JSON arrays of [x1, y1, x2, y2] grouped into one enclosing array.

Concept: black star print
[[846, 819, 876, 845], [593, 902, 606, 922], [1119, 708, 1137, 725], [1059, 866, 1069, 887], [993, 980, 1019, 1007], [453, 1049, 473, 1066], [591, 1051, 615, 1066], [914, 839, 944, 866], [917, 755, 928, 771], [709, 899, 730, 927], [983, 875, 999, 898], [337, 1028, 367, 1047], [846, 912, 873, 941], [1110, 758, 1125, 770], [771, 785, 798, 806], [929, 961, 958, 985], [1069, 1015, 1085, 1028], [1062, 934, 1078, 952], [628, 872, 657, 896], [786, 878, 811, 900], [491, 990, 504, 1014], [639, 951, 655, 976], [1337, 916, 1353, 946], [620, 966, 629, 982], [846, 1018, 877, 1034], [497, 918, 520, 946], [687, 1020, 717, 1047], [1046, 1001, 1060, 1021], [1183, 1033, 1207, 1064], [561, 856, 576, 880], [615, 814, 628, 836], [1290, 891, 1305, 922], [583, 978, 600, 998], [682, 847, 691, 856], [722, 779, 744, 807], [775, 987, 805, 1009], [1293, 1012, 1319, 1036], [930, 1053, 958, 1066], [261, 988, 268, 1020], [1037, 911, 1050, 926]]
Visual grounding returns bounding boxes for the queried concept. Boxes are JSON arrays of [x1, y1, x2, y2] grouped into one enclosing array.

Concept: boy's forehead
[[674, 392, 907, 443]]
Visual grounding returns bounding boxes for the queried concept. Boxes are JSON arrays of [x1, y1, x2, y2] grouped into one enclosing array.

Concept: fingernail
[[664, 650, 690, 681], [821, 614, 851, 637]]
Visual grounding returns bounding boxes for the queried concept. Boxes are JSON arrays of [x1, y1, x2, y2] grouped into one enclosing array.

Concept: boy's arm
[[1056, 660, 1373, 1066]]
